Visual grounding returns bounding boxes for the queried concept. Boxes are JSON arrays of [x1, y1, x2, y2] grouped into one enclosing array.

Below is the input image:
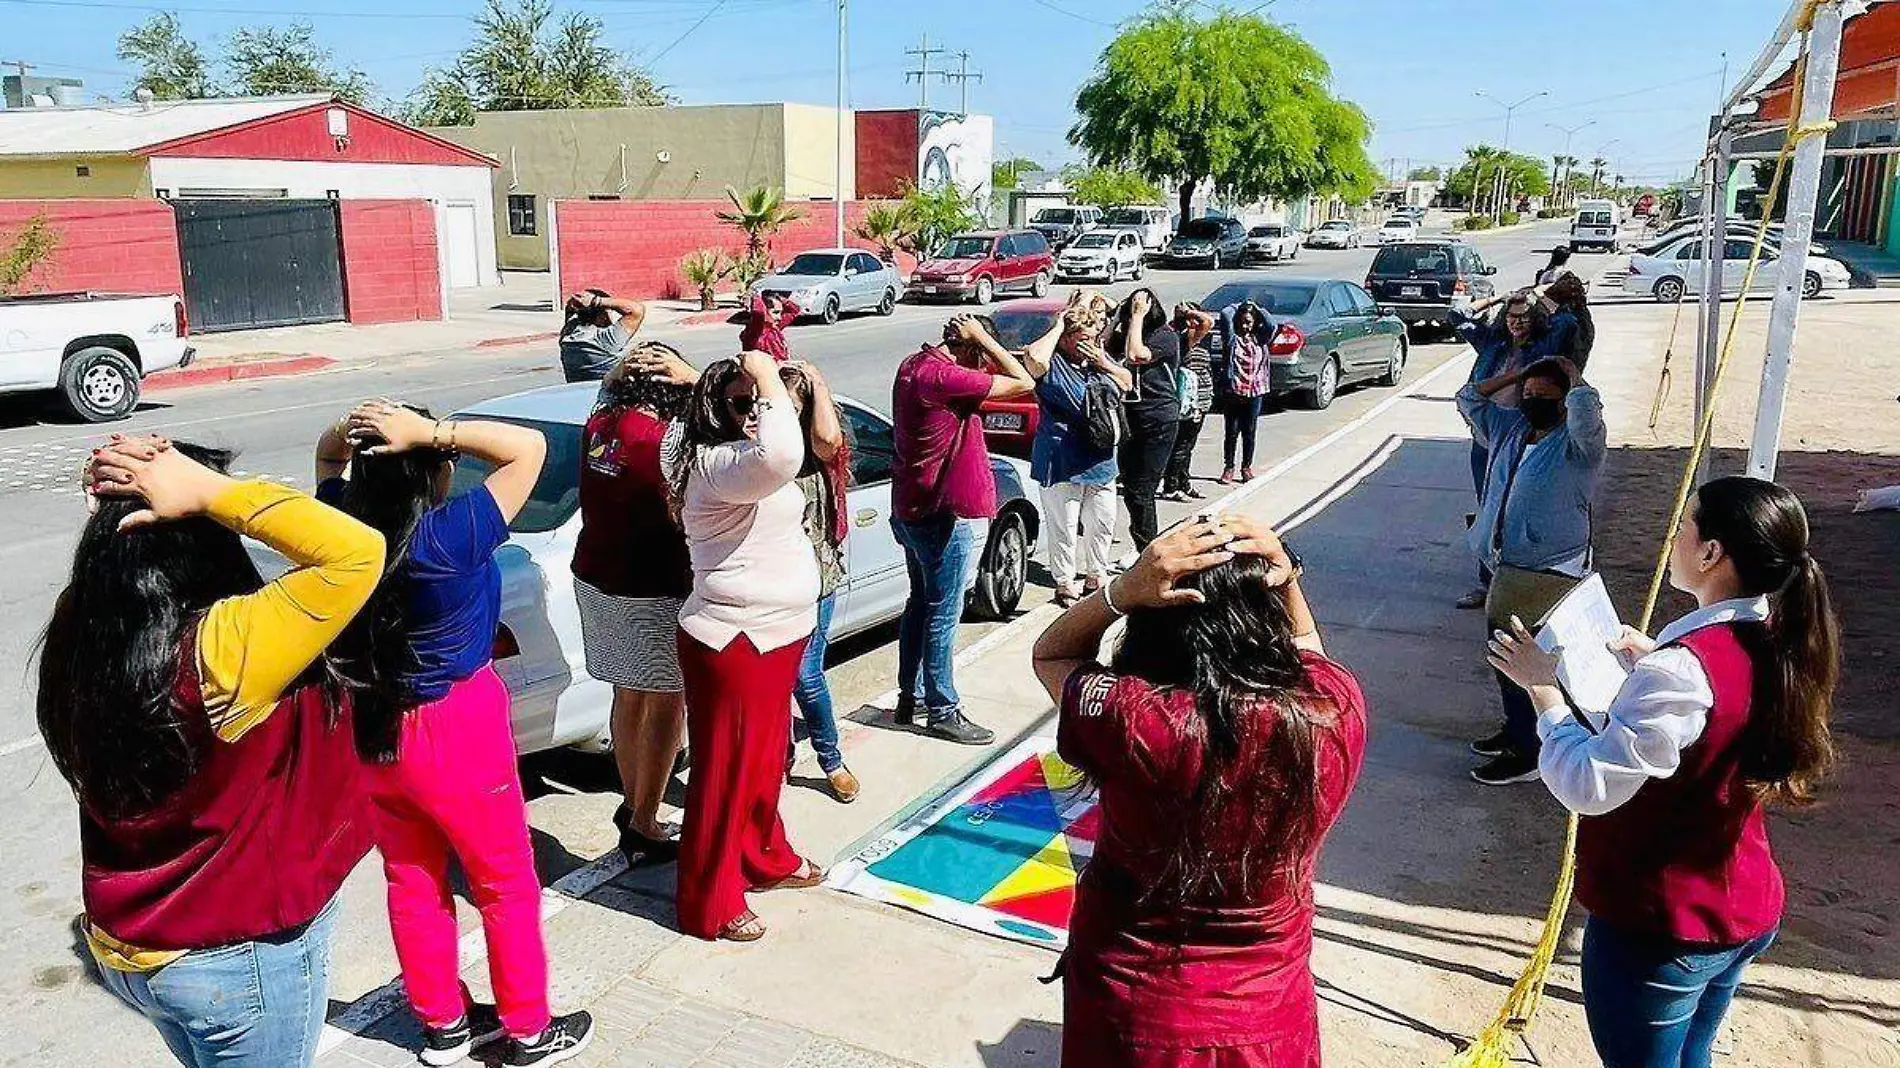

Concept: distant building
[[3, 74, 86, 110]]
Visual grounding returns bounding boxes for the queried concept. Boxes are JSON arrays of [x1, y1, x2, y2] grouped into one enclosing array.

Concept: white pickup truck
[[0, 292, 194, 421]]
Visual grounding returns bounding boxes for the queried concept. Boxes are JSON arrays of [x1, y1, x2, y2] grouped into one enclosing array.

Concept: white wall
[[146, 158, 501, 289]]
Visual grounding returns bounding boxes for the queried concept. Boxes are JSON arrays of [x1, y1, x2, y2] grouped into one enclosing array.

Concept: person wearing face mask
[[1457, 356, 1606, 786], [1488, 477, 1837, 1068], [1448, 291, 1551, 610]]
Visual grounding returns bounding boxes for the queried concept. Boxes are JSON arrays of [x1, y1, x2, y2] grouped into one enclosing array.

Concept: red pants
[[676, 631, 810, 939], [367, 665, 551, 1038]]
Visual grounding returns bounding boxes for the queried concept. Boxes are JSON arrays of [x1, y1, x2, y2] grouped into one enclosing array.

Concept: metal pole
[[1696, 129, 1732, 482], [1748, 0, 1846, 479], [835, 0, 847, 247]]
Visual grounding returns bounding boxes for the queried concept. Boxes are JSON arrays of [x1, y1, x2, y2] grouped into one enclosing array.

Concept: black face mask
[[1521, 397, 1564, 431]]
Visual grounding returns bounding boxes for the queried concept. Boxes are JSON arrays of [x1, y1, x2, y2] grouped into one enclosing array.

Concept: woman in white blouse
[[1490, 477, 1838, 1068], [665, 349, 824, 943]]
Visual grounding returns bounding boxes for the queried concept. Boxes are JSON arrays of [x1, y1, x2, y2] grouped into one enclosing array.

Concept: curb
[[144, 354, 339, 392], [475, 330, 558, 349], [675, 309, 742, 328]]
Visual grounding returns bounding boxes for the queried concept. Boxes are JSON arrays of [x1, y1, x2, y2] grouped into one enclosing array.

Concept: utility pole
[[1476, 89, 1548, 221], [834, 0, 848, 246], [903, 35, 950, 112], [944, 50, 982, 116]]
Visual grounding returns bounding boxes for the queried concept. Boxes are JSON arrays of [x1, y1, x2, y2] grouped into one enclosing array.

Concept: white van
[[1570, 199, 1623, 252], [1099, 205, 1175, 252]]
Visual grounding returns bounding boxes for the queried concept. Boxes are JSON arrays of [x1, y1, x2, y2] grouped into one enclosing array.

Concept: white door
[[444, 202, 482, 289]]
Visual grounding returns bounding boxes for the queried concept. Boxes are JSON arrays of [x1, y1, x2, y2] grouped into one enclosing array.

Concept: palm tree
[[1589, 157, 1609, 197], [1461, 144, 1503, 214], [853, 201, 912, 264], [716, 185, 806, 259], [679, 248, 734, 311]]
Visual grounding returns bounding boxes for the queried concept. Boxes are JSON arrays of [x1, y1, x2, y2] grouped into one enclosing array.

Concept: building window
[[75, 164, 91, 178], [507, 194, 537, 236]]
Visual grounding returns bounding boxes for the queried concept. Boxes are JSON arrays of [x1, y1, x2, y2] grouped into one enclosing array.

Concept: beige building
[[433, 102, 855, 270]]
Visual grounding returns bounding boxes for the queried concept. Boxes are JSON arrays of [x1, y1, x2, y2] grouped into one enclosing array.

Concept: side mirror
[[1483, 265, 1499, 275]]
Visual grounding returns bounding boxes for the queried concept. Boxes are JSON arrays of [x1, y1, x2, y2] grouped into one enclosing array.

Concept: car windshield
[[1580, 211, 1612, 226], [1103, 209, 1149, 225], [1073, 232, 1116, 249], [1383, 219, 1413, 229], [934, 236, 994, 260], [1320, 221, 1352, 231], [1250, 226, 1284, 237], [1200, 282, 1317, 317], [781, 253, 843, 276], [1371, 244, 1456, 274], [447, 416, 582, 534], [990, 308, 1063, 349], [1178, 219, 1224, 240], [1033, 209, 1077, 224]]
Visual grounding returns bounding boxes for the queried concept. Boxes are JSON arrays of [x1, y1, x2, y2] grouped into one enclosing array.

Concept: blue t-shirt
[[1030, 355, 1118, 488], [319, 479, 509, 701]]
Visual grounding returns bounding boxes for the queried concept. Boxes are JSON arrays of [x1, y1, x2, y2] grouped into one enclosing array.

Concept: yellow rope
[[1439, 24, 1832, 1063]]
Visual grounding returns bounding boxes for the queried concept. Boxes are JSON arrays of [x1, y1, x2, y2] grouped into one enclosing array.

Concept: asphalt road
[[0, 220, 1599, 1064]]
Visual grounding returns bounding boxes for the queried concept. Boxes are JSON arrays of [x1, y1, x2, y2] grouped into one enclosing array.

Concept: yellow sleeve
[[196, 481, 386, 742]]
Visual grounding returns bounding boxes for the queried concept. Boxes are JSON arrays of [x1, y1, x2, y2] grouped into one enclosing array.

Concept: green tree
[[404, 0, 672, 126], [716, 185, 806, 259], [853, 202, 910, 262], [226, 23, 373, 104], [898, 181, 978, 256], [1446, 145, 1549, 212], [117, 13, 217, 100], [1070, 7, 1376, 224], [679, 248, 734, 310], [1063, 166, 1162, 209], [991, 157, 1043, 191], [0, 215, 60, 296], [1406, 165, 1443, 182]]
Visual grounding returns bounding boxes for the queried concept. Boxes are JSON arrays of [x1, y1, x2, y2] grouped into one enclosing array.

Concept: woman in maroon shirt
[[1032, 515, 1367, 1068]]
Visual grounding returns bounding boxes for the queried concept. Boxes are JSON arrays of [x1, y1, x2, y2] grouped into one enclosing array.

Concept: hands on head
[[84, 434, 232, 532], [1110, 513, 1300, 610], [345, 399, 439, 456]]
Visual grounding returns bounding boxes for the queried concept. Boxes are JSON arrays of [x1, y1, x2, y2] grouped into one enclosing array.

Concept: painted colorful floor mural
[[826, 735, 1099, 950]]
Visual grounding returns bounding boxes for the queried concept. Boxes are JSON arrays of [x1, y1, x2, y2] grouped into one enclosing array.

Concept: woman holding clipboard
[[1490, 476, 1839, 1068]]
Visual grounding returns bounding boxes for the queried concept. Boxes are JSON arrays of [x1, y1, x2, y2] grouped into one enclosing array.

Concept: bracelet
[[430, 420, 445, 451], [1100, 577, 1127, 618]]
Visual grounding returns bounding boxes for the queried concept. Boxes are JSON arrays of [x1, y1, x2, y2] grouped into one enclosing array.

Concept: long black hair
[[1109, 553, 1336, 907], [666, 357, 748, 521], [1108, 286, 1168, 358], [600, 341, 693, 419], [38, 444, 275, 819], [778, 363, 850, 549], [1692, 476, 1839, 804], [1545, 271, 1596, 362], [327, 406, 453, 763]]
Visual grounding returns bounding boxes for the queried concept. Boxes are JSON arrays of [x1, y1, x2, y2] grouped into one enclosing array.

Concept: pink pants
[[367, 664, 551, 1038]]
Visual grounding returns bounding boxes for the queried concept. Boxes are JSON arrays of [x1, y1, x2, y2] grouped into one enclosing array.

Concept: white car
[[440, 384, 1041, 756], [1370, 217, 1420, 246], [1624, 235, 1853, 302], [1306, 219, 1360, 249], [1244, 224, 1302, 263], [1056, 228, 1146, 283], [0, 290, 194, 421]]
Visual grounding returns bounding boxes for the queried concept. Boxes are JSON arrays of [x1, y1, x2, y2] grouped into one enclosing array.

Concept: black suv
[[1364, 239, 1497, 335]]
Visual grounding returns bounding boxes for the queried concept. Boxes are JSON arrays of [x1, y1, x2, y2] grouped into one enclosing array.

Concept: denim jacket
[[1458, 381, 1607, 571]]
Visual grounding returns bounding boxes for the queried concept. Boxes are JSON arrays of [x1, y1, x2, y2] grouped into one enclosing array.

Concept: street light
[[1546, 120, 1595, 209], [1476, 89, 1548, 220]]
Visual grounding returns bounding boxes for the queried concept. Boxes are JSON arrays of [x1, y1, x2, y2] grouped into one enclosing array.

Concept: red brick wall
[[855, 109, 920, 200], [0, 200, 182, 295], [338, 200, 443, 324], [555, 199, 916, 302]]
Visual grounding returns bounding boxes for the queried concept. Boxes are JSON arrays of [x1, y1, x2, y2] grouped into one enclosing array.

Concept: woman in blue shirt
[[1023, 295, 1131, 606]]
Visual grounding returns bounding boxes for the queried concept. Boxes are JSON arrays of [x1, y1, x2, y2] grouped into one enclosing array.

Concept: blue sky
[[4, 0, 1795, 186]]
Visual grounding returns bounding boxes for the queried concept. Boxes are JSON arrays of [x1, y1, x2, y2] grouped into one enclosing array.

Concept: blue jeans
[[1221, 394, 1265, 470], [95, 898, 339, 1067], [794, 593, 844, 772], [1581, 918, 1777, 1068], [892, 514, 977, 723]]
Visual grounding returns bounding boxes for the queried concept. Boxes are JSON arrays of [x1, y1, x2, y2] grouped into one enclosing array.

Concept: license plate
[[1401, 285, 1423, 298], [922, 285, 938, 294], [983, 412, 1025, 432]]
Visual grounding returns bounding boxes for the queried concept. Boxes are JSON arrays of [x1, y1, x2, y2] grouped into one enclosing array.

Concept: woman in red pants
[[320, 401, 594, 1067], [666, 349, 824, 942]]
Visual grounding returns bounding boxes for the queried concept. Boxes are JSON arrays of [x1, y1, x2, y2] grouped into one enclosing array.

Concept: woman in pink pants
[[319, 401, 593, 1068]]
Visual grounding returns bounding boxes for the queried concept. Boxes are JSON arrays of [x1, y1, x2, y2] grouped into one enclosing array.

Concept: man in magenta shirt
[[890, 315, 1035, 744]]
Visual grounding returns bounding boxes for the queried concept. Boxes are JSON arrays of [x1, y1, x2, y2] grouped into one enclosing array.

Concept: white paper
[[1533, 573, 1630, 717]]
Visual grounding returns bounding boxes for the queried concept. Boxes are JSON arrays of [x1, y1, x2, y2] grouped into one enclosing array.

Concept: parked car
[[1056, 228, 1145, 283], [1305, 219, 1362, 249], [0, 291, 194, 422], [1569, 200, 1624, 251], [279, 384, 1042, 757], [908, 230, 1055, 305], [1028, 205, 1102, 250], [1245, 224, 1303, 263], [752, 248, 903, 324], [1363, 239, 1498, 335], [1624, 235, 1852, 302], [971, 299, 1067, 458], [1369, 217, 1421, 246], [1199, 278, 1409, 410], [1635, 221, 1823, 258], [1099, 205, 1175, 251], [1162, 216, 1249, 269]]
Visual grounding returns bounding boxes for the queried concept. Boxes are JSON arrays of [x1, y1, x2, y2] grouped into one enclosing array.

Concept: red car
[[907, 230, 1056, 306], [971, 298, 1068, 459]]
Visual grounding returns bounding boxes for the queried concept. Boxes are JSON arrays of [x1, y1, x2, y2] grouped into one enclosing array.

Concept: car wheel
[[1383, 336, 1413, 385], [1653, 277, 1686, 303], [969, 510, 1029, 622], [1132, 260, 1144, 281], [821, 294, 841, 324], [1302, 356, 1340, 411], [1802, 271, 1822, 299], [878, 288, 897, 316], [974, 275, 995, 305], [1031, 270, 1052, 298], [59, 345, 140, 423]]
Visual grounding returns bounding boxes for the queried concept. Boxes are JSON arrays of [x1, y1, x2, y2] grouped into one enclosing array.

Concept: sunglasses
[[724, 394, 756, 416]]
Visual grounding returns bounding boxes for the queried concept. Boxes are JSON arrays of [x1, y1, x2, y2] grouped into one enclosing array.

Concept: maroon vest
[[1575, 623, 1784, 945], [80, 630, 371, 951]]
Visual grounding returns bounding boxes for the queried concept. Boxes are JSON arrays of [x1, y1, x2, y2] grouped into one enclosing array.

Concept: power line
[[1026, 0, 1116, 28], [642, 0, 731, 68], [902, 34, 949, 111]]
